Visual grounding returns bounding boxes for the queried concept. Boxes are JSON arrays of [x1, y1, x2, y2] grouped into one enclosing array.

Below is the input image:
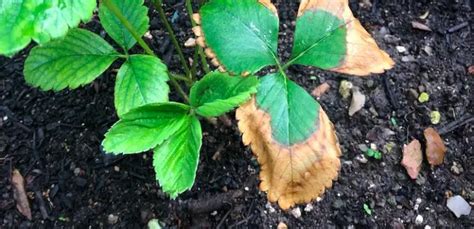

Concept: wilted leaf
[[236, 73, 341, 209], [291, 0, 394, 76], [401, 139, 422, 179], [195, 0, 279, 74], [11, 169, 31, 220], [424, 127, 447, 166]]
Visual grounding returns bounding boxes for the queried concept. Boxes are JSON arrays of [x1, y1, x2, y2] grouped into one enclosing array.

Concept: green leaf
[[153, 115, 202, 198], [190, 72, 259, 117], [99, 0, 149, 50], [256, 73, 320, 145], [199, 0, 279, 74], [115, 55, 169, 117], [290, 10, 347, 69], [103, 103, 191, 154], [0, 0, 36, 56], [0, 0, 96, 56], [33, 0, 96, 44], [24, 28, 119, 91]]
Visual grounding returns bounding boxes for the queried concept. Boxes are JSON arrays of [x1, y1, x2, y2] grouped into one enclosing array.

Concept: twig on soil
[[185, 190, 243, 214], [447, 22, 469, 33], [34, 191, 49, 219], [216, 207, 233, 229], [382, 74, 399, 109], [438, 114, 474, 135]]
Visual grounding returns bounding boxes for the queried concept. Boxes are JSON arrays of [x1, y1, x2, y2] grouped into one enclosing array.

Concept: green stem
[[170, 73, 192, 83], [152, 0, 192, 80], [102, 0, 155, 56], [102, 0, 190, 104], [185, 0, 210, 74]]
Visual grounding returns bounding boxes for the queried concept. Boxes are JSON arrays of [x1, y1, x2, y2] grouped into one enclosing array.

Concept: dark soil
[[1, 0, 473, 228]]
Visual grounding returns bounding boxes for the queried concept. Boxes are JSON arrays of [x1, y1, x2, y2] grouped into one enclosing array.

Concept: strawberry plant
[[0, 0, 394, 210]]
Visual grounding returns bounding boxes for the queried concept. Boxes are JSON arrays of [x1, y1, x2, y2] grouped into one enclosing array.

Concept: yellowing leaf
[[236, 97, 341, 209], [295, 0, 394, 76], [424, 127, 447, 166]]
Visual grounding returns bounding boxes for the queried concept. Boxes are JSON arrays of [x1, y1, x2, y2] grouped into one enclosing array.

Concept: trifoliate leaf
[[153, 115, 202, 198], [290, 0, 394, 76], [115, 55, 169, 117], [99, 0, 149, 50], [0, 0, 96, 56], [24, 29, 119, 91], [236, 73, 342, 209], [102, 103, 190, 154], [196, 0, 279, 74], [190, 71, 259, 117]]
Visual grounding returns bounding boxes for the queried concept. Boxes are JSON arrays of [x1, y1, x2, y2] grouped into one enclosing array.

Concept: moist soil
[[1, 0, 473, 228]]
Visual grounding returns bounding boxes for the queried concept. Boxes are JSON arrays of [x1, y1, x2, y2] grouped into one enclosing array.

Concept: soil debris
[[447, 195, 471, 218], [411, 21, 432, 31], [424, 128, 447, 166], [312, 82, 330, 98], [11, 169, 31, 220], [348, 87, 366, 116], [401, 139, 423, 179]]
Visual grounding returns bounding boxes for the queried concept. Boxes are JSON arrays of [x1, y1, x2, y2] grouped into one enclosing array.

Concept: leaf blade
[[24, 28, 118, 91], [0, 0, 36, 56], [99, 0, 149, 50], [291, 0, 394, 76], [236, 73, 342, 209], [153, 115, 202, 198], [190, 71, 259, 117], [197, 0, 279, 74], [115, 55, 169, 117], [102, 103, 191, 154]]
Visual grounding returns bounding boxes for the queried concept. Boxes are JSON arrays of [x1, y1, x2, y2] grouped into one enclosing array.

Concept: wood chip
[[424, 127, 447, 166], [11, 169, 32, 220]]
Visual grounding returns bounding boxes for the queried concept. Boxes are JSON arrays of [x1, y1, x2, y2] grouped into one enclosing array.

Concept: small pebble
[[415, 215, 423, 225], [396, 46, 407, 53], [184, 38, 196, 47], [291, 207, 302, 218], [402, 55, 416, 62], [304, 203, 314, 212], [447, 195, 471, 218], [277, 222, 288, 229], [450, 162, 463, 175], [355, 154, 368, 164], [73, 168, 81, 176], [107, 214, 119, 225]]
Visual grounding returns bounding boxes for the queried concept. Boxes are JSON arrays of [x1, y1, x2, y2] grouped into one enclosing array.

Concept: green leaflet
[[24, 28, 119, 91], [200, 0, 279, 74], [115, 55, 169, 117], [0, 0, 36, 56], [290, 10, 347, 70], [102, 103, 191, 154], [190, 72, 259, 117], [153, 115, 202, 198], [33, 0, 96, 44], [99, 0, 149, 50], [0, 0, 96, 56], [256, 73, 320, 145]]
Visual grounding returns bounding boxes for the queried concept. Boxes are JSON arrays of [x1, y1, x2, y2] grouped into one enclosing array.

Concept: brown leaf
[[236, 98, 341, 209], [424, 127, 447, 166], [311, 82, 330, 98], [298, 0, 395, 76], [11, 169, 32, 220], [401, 139, 423, 179]]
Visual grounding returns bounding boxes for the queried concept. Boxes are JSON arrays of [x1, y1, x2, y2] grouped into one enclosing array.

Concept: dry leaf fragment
[[401, 139, 423, 179], [411, 21, 432, 31], [11, 169, 32, 220], [311, 82, 331, 98], [184, 38, 196, 47], [348, 87, 366, 116], [424, 127, 447, 166]]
